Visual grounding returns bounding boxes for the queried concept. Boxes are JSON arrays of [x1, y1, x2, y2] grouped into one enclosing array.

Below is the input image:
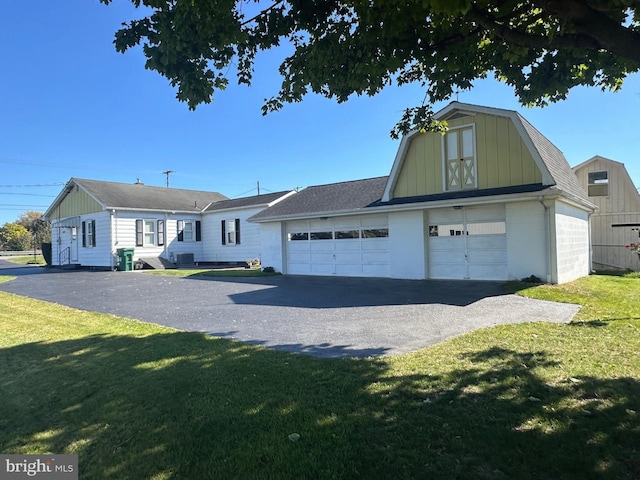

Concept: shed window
[[588, 171, 609, 197]]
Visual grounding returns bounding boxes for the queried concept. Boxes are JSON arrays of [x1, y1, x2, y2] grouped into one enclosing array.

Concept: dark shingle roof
[[73, 178, 228, 212], [516, 114, 592, 205], [250, 177, 388, 221], [203, 191, 292, 212]]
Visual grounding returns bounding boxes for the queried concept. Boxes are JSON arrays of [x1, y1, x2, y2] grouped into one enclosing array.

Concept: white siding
[[388, 210, 426, 279], [202, 206, 265, 263], [506, 201, 548, 282], [259, 222, 285, 273], [112, 212, 204, 263], [554, 200, 590, 284], [51, 211, 114, 268]]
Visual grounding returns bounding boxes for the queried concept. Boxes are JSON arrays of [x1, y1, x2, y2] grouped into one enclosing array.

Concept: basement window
[[588, 171, 609, 197]]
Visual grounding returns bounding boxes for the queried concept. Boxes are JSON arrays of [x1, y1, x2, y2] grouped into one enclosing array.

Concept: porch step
[[139, 257, 177, 270]]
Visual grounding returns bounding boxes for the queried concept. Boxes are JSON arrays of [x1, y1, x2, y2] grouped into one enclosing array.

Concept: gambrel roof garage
[[251, 102, 596, 284]]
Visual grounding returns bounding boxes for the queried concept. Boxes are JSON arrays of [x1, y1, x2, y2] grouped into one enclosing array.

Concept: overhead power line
[[0, 193, 56, 197], [0, 183, 65, 188]]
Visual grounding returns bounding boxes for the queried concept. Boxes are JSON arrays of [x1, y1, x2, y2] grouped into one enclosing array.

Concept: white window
[[183, 221, 194, 242], [226, 219, 236, 245], [136, 219, 159, 246], [82, 220, 96, 247], [221, 219, 240, 245], [144, 221, 156, 245]]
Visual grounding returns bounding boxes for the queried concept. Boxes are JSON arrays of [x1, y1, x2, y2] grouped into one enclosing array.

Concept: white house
[[44, 178, 293, 270]]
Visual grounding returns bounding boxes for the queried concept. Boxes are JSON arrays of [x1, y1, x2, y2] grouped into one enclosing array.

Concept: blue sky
[[1, 0, 639, 227]]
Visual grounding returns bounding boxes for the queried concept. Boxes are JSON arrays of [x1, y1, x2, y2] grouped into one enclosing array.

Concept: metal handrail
[[59, 246, 70, 266]]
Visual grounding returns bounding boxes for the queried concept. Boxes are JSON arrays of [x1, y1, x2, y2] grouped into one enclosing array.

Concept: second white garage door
[[286, 215, 389, 277], [428, 205, 508, 280]]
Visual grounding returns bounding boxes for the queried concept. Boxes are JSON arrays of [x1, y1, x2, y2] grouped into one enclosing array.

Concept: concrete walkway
[[0, 260, 580, 358]]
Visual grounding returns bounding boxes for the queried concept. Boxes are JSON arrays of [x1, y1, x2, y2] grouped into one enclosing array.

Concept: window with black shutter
[[177, 220, 184, 242], [157, 220, 165, 246], [136, 219, 144, 247]]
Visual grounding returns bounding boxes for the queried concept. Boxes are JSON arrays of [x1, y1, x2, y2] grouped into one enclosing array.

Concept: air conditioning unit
[[175, 253, 194, 266]]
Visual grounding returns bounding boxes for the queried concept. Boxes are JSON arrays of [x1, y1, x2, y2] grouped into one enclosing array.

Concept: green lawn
[[2, 254, 45, 265], [0, 274, 639, 479]]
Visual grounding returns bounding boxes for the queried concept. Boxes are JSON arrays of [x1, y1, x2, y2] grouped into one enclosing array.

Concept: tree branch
[[241, 0, 285, 26]]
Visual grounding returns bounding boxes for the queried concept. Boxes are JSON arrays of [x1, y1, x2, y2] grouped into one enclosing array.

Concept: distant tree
[[17, 211, 51, 246], [99, 0, 640, 137], [0, 223, 31, 251]]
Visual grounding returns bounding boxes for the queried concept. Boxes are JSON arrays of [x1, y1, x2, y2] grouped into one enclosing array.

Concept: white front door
[[70, 226, 79, 262]]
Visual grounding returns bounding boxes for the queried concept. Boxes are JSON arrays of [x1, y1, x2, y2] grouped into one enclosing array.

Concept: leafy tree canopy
[[17, 211, 51, 245], [0, 223, 31, 251], [100, 0, 640, 138]]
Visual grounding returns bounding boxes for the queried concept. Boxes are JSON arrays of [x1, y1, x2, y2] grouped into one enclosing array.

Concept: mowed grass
[[0, 274, 639, 479], [3, 254, 45, 265]]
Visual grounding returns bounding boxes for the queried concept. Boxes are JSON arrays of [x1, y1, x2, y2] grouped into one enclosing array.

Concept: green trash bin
[[116, 248, 135, 271]]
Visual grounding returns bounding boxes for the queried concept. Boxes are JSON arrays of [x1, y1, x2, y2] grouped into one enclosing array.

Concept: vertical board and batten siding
[[48, 186, 102, 221], [201, 207, 265, 262], [392, 112, 543, 199], [113, 212, 204, 263], [574, 158, 640, 270]]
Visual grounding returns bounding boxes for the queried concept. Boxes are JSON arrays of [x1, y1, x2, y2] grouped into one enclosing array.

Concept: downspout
[[110, 210, 116, 270], [164, 212, 169, 260], [538, 197, 552, 283], [588, 211, 594, 273]]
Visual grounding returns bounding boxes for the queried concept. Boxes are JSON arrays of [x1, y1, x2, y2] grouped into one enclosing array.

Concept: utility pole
[[257, 181, 260, 195], [162, 170, 174, 188]]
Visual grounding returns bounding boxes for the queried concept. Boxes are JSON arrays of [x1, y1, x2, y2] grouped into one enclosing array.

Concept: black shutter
[[136, 219, 143, 246], [91, 220, 96, 247], [235, 218, 241, 245], [195, 221, 202, 242], [157, 220, 165, 246], [221, 220, 226, 245], [177, 220, 184, 242], [82, 221, 86, 247]]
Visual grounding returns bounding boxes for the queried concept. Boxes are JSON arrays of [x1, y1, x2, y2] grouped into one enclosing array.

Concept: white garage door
[[428, 205, 507, 280], [286, 215, 389, 277]]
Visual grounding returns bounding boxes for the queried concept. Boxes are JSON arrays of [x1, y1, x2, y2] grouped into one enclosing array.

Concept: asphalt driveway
[[0, 260, 580, 358]]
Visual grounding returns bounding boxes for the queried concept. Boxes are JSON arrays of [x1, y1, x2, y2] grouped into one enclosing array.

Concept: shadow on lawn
[[1, 334, 638, 479]]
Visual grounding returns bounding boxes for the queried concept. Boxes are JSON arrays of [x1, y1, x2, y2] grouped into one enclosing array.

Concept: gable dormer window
[[443, 125, 477, 190], [588, 171, 609, 197]]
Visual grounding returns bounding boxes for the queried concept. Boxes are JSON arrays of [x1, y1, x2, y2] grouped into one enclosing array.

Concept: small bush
[[262, 266, 275, 273], [521, 275, 543, 284]]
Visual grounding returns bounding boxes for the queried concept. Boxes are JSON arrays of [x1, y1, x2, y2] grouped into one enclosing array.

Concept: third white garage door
[[286, 215, 389, 277], [428, 205, 507, 280]]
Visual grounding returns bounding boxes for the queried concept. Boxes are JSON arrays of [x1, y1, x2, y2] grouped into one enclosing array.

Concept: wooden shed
[[574, 156, 640, 271]]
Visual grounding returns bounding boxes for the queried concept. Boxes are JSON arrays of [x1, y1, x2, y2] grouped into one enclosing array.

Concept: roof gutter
[[250, 188, 591, 223]]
